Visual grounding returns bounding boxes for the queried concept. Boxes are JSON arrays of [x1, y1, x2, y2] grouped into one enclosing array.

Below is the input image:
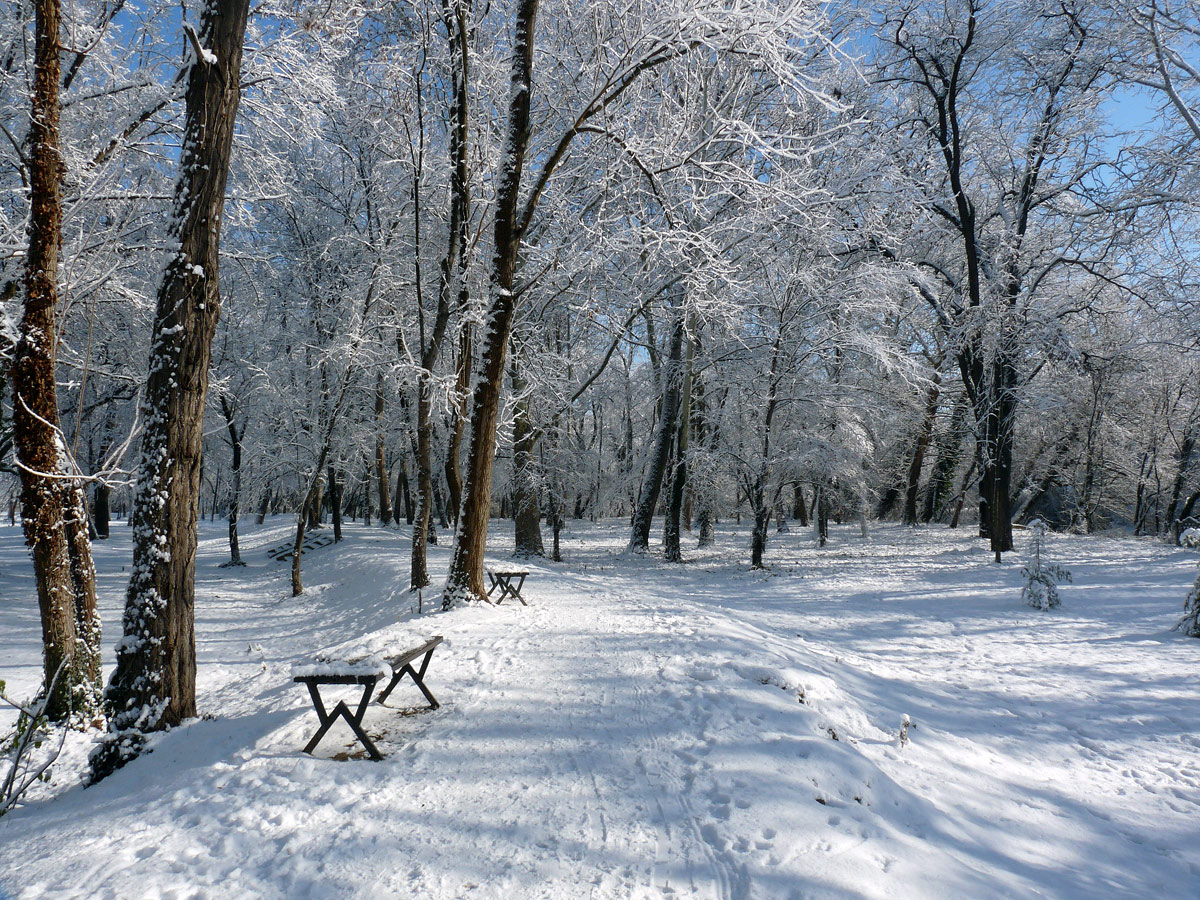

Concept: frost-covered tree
[[92, 0, 251, 781], [870, 0, 1123, 559]]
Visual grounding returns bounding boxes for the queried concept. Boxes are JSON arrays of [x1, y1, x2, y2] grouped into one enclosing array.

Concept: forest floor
[[1, 517, 1198, 899]]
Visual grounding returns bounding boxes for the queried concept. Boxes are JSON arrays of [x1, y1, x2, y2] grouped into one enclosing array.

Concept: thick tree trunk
[[94, 0, 250, 780], [445, 0, 539, 603], [12, 0, 101, 725], [255, 489, 269, 525], [630, 309, 685, 553]]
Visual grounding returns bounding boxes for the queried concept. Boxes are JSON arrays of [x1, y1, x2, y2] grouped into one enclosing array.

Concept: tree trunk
[[94, 0, 250, 781], [11, 0, 101, 726], [93, 484, 111, 540], [792, 483, 808, 527], [444, 0, 539, 603], [328, 466, 343, 542], [903, 375, 941, 525], [922, 396, 968, 523], [550, 494, 564, 562], [411, 0, 470, 587], [446, 329, 470, 525], [511, 359, 545, 557], [434, 477, 449, 531], [291, 464, 326, 597], [362, 457, 373, 526], [1166, 422, 1196, 536], [307, 472, 324, 528], [630, 308, 685, 553], [750, 473, 771, 568], [374, 375, 393, 525], [410, 378, 436, 588], [664, 324, 693, 562], [987, 350, 1017, 559], [218, 394, 244, 566], [398, 455, 413, 525]]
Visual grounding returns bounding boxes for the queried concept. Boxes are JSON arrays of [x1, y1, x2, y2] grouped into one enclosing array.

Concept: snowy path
[[1, 521, 1198, 899]]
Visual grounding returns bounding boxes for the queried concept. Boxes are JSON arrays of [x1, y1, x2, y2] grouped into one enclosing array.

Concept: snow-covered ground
[[1, 517, 1198, 899]]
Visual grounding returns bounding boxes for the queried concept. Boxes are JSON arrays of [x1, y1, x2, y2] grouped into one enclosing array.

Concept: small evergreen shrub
[[1021, 518, 1071, 610], [1177, 530, 1200, 637]]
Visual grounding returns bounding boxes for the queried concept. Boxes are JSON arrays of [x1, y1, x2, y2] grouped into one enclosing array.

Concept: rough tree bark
[[12, 0, 101, 725], [92, 0, 250, 780]]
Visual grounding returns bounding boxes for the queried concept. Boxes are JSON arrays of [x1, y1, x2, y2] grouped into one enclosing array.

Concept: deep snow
[[1, 518, 1197, 899]]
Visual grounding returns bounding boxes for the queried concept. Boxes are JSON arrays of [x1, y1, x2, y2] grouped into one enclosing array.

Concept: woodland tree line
[[3, 0, 1200, 776]]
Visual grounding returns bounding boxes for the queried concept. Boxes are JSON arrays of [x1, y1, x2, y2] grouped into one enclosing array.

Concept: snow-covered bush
[[1021, 519, 1071, 610], [1176, 530, 1200, 637]]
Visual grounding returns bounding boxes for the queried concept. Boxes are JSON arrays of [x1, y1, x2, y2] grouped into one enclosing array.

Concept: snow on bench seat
[[291, 657, 391, 681]]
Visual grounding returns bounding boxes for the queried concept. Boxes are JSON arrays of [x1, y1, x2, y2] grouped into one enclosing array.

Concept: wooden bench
[[267, 531, 335, 562], [292, 635, 443, 760], [486, 569, 529, 605]]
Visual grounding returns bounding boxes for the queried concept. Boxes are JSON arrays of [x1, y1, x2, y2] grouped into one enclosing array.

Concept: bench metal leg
[[376, 648, 440, 709], [301, 681, 382, 760], [511, 573, 528, 605]]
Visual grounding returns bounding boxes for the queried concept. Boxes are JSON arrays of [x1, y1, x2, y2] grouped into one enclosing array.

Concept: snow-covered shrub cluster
[[1021, 519, 1071, 610]]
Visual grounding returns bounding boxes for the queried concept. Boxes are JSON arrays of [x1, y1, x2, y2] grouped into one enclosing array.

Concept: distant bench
[[486, 569, 529, 605], [292, 635, 443, 760], [267, 531, 335, 562]]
